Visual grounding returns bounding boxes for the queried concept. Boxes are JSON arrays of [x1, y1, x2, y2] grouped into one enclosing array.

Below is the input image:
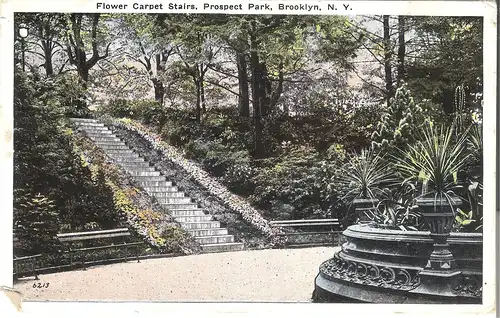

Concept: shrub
[[185, 139, 255, 194], [333, 148, 397, 206], [250, 146, 336, 220], [14, 193, 60, 254], [100, 99, 133, 118], [128, 100, 163, 125]]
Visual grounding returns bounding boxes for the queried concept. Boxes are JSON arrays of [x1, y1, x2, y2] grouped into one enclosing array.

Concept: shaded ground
[[15, 247, 338, 302]]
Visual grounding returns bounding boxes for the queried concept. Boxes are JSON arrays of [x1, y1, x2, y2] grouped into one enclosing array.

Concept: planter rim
[[416, 195, 462, 206], [353, 198, 379, 203], [344, 224, 482, 243]]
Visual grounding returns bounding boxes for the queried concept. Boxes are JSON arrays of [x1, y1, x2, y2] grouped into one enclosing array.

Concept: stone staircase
[[71, 118, 244, 253]]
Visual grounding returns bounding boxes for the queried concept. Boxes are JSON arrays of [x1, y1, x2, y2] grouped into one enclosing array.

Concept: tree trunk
[[200, 64, 206, 112], [195, 79, 201, 122], [236, 52, 250, 117], [43, 42, 54, 76], [260, 62, 271, 117], [383, 15, 395, 105], [79, 68, 89, 88], [153, 79, 164, 105], [397, 16, 406, 84], [249, 20, 264, 157], [45, 58, 54, 76], [42, 20, 54, 76]]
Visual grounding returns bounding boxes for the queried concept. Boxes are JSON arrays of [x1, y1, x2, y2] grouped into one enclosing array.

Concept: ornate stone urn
[[352, 197, 379, 223], [411, 194, 462, 297]]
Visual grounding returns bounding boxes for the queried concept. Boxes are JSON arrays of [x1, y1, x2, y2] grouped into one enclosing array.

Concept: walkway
[[15, 247, 338, 302]]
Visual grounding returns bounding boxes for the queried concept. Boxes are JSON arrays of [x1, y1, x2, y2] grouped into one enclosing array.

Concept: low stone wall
[[314, 224, 482, 304], [109, 124, 269, 249]]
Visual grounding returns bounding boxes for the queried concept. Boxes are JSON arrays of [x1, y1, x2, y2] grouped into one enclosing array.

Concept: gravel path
[[15, 247, 338, 302]]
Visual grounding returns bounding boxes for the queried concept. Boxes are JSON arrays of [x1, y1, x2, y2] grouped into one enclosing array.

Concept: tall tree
[[66, 13, 111, 88], [15, 13, 68, 76], [382, 15, 395, 105], [397, 16, 406, 84]]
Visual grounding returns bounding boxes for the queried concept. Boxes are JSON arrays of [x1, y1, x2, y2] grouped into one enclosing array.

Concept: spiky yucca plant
[[393, 121, 471, 210], [334, 148, 397, 206]]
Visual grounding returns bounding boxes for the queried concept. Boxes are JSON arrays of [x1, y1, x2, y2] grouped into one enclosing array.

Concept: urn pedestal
[[410, 195, 462, 297]]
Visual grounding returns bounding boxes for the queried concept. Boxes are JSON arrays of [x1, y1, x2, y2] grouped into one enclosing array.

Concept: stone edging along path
[[102, 116, 286, 247]]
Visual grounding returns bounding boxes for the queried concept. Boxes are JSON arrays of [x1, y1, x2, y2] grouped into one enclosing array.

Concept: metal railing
[[270, 219, 344, 248]]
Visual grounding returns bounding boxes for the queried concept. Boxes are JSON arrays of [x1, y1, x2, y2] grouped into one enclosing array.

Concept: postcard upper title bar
[[6, 0, 494, 16]]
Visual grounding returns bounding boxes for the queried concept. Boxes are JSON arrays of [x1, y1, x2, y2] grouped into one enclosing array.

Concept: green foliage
[[406, 17, 483, 113], [455, 181, 482, 232], [160, 226, 191, 253], [393, 122, 471, 205], [250, 146, 338, 220], [98, 99, 163, 124], [14, 193, 60, 254], [99, 99, 133, 118], [14, 71, 121, 254], [373, 182, 423, 230], [371, 84, 426, 150], [333, 148, 397, 205]]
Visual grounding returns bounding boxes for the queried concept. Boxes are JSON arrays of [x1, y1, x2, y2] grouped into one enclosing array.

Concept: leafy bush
[[371, 84, 427, 150], [333, 148, 397, 206], [393, 122, 471, 201], [100, 99, 133, 118], [250, 146, 337, 220], [130, 100, 163, 125], [185, 139, 255, 194], [14, 193, 60, 254]]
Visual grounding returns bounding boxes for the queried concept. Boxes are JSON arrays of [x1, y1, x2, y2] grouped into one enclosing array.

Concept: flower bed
[[102, 116, 286, 246]]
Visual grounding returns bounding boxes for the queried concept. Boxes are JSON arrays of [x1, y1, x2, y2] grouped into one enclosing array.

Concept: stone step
[[112, 157, 145, 163], [91, 136, 122, 142], [127, 170, 160, 177], [155, 197, 192, 204], [108, 153, 140, 159], [143, 186, 178, 192], [75, 122, 104, 127], [195, 235, 234, 245], [84, 130, 113, 135], [120, 161, 150, 167], [151, 191, 185, 198], [81, 124, 109, 129], [95, 141, 127, 146], [99, 145, 130, 150], [170, 209, 205, 217], [78, 126, 109, 132], [85, 133, 114, 138], [175, 215, 212, 222], [161, 203, 198, 210], [125, 166, 156, 172], [187, 228, 229, 236], [70, 118, 98, 122], [200, 242, 244, 253], [140, 181, 174, 188], [133, 176, 166, 182], [105, 149, 136, 155], [88, 132, 116, 137], [181, 221, 221, 230]]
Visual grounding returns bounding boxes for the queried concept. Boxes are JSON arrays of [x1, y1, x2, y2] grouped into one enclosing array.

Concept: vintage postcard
[[0, 0, 497, 316]]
